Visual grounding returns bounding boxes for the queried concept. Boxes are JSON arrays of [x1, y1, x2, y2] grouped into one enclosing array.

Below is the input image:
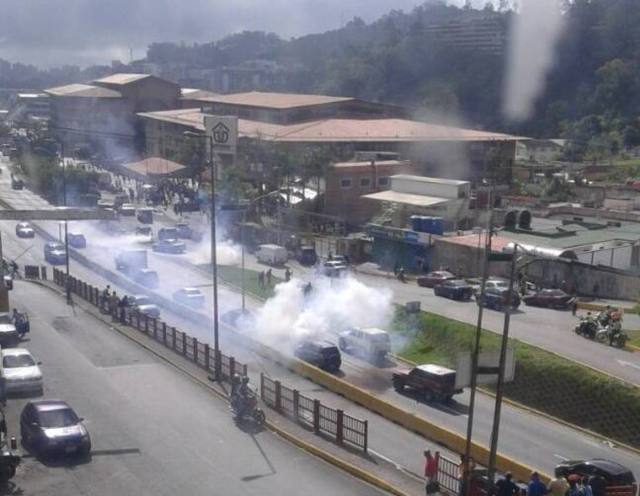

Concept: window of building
[[340, 178, 352, 189], [378, 177, 389, 186], [360, 177, 372, 188]]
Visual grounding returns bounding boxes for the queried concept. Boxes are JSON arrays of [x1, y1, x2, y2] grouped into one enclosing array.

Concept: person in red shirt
[[424, 450, 438, 483]]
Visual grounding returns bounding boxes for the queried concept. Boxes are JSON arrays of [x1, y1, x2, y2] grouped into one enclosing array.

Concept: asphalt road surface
[[4, 281, 391, 496]]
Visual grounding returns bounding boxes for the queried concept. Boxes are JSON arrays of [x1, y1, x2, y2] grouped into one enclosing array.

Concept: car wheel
[[393, 379, 404, 393]]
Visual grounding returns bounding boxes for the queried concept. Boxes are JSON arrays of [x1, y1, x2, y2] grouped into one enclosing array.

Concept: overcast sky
[[0, 0, 484, 68]]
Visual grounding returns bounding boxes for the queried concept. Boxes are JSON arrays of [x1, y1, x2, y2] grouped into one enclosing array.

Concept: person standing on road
[[266, 268, 272, 286], [588, 476, 605, 496], [571, 299, 578, 316], [284, 267, 292, 282], [258, 271, 265, 289], [424, 450, 438, 484], [548, 475, 569, 496], [581, 477, 593, 496], [495, 473, 519, 496], [528, 472, 547, 496]]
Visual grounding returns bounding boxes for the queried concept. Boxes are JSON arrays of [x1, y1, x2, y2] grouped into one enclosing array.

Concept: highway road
[[4, 281, 392, 496], [1, 155, 639, 480]]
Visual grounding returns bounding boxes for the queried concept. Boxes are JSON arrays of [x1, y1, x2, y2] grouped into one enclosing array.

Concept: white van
[[338, 327, 391, 363], [255, 244, 288, 266]]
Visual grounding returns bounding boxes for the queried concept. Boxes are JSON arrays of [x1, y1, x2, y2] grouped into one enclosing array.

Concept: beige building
[[46, 73, 180, 159]]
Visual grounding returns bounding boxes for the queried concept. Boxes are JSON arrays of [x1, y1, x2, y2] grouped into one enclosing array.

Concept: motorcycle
[[574, 317, 598, 339], [230, 391, 266, 426], [610, 330, 628, 348]]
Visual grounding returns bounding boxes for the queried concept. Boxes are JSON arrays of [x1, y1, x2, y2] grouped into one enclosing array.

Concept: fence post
[[153, 318, 158, 339], [242, 363, 247, 376], [182, 332, 187, 356], [93, 287, 99, 306], [275, 381, 282, 413], [193, 337, 198, 363], [363, 420, 368, 453], [293, 389, 300, 420], [204, 344, 210, 370], [336, 409, 344, 445], [144, 315, 149, 333], [260, 373, 264, 399], [162, 322, 167, 345], [313, 399, 320, 434], [136, 311, 141, 330], [41, 266, 47, 280], [229, 357, 235, 379], [172, 327, 177, 350]]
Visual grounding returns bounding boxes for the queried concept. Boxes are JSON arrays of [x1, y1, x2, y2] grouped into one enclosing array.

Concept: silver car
[[2, 348, 43, 394], [127, 295, 160, 318]]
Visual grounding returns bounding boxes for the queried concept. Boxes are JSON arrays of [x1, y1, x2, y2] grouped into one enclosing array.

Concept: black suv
[[476, 287, 521, 311], [294, 340, 342, 372]]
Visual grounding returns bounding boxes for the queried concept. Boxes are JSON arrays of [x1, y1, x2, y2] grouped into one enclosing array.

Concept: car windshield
[[38, 408, 79, 428], [3, 354, 35, 368]]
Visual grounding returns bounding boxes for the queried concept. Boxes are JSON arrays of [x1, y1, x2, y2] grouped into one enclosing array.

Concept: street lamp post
[[184, 131, 221, 382]]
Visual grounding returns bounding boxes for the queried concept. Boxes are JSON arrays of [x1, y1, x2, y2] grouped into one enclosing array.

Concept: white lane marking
[[367, 448, 424, 482], [554, 454, 569, 461], [616, 359, 640, 371]]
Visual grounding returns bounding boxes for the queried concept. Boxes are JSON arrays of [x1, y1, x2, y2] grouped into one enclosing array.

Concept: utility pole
[[487, 245, 518, 489], [463, 186, 493, 494], [60, 142, 71, 304]]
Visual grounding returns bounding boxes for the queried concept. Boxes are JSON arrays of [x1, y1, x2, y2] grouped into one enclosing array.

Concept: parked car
[[15, 222, 35, 238], [118, 203, 136, 216], [157, 227, 179, 241], [417, 271, 455, 288], [43, 242, 66, 265], [134, 226, 153, 244], [392, 364, 462, 403], [97, 199, 115, 210], [113, 193, 129, 209], [152, 239, 186, 254], [136, 208, 153, 224], [2, 348, 43, 395], [323, 260, 347, 277], [434, 279, 474, 300], [173, 288, 205, 308], [20, 400, 91, 457], [295, 245, 318, 266], [175, 223, 193, 239], [476, 287, 521, 311], [338, 327, 391, 363], [67, 232, 87, 249], [127, 295, 160, 318], [11, 178, 24, 190], [220, 308, 256, 329], [294, 340, 342, 372], [523, 289, 575, 309], [555, 459, 636, 486]]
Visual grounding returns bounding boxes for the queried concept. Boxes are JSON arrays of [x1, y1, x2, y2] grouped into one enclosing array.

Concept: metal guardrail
[[52, 268, 248, 382], [260, 373, 368, 452]]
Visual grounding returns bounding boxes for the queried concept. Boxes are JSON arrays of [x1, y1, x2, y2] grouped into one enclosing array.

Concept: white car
[[119, 203, 136, 216], [323, 260, 347, 277], [127, 295, 160, 318], [0, 313, 19, 346], [15, 222, 35, 238], [2, 348, 43, 394], [173, 288, 205, 308]]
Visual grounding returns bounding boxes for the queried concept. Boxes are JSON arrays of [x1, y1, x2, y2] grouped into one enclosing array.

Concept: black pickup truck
[[392, 364, 462, 403]]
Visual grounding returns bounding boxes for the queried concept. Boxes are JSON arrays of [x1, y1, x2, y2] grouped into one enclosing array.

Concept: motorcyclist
[[597, 306, 612, 327], [608, 319, 623, 346], [233, 376, 252, 419]]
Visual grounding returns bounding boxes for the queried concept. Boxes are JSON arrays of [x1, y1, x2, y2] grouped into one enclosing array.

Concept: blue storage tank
[[410, 215, 422, 232], [431, 217, 444, 235], [422, 216, 433, 234]]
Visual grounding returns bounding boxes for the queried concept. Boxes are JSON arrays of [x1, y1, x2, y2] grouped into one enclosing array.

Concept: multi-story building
[[46, 73, 180, 159], [8, 93, 50, 124], [324, 160, 413, 225], [424, 14, 508, 55]]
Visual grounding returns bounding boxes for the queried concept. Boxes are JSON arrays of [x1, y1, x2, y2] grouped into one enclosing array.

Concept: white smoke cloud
[[502, 0, 565, 121], [254, 275, 393, 350]]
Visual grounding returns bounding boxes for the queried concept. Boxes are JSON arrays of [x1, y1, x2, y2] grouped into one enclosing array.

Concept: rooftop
[[392, 175, 469, 186], [180, 88, 219, 99], [17, 93, 47, 99], [45, 84, 121, 98], [331, 160, 410, 169], [123, 157, 186, 177], [190, 90, 354, 109], [437, 233, 513, 251], [138, 109, 523, 143], [363, 190, 450, 208], [93, 73, 151, 85]]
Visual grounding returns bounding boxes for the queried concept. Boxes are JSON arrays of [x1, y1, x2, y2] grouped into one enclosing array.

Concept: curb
[[30, 279, 412, 496], [390, 352, 640, 457], [627, 343, 640, 353]]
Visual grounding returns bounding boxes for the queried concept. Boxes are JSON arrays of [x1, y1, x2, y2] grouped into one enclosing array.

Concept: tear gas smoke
[[253, 275, 394, 351], [503, 0, 565, 121], [184, 238, 241, 266]]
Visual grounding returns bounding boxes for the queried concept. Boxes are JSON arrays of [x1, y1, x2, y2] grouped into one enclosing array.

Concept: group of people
[[100, 285, 131, 322], [581, 305, 624, 344], [257, 269, 273, 289]]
